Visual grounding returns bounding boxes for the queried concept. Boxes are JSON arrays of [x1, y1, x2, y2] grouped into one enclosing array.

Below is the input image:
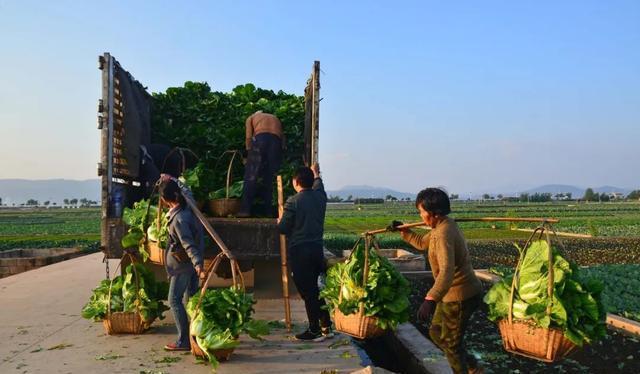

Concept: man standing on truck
[[277, 164, 333, 341], [238, 110, 286, 217]]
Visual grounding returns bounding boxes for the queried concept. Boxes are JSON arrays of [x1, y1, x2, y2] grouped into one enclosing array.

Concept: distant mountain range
[[0, 179, 100, 205], [0, 179, 635, 205]]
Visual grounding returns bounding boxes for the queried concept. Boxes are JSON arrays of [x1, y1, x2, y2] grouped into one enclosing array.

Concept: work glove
[[387, 220, 404, 232], [417, 299, 437, 323]]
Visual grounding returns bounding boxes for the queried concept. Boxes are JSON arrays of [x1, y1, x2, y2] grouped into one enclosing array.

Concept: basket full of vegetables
[[121, 199, 168, 265], [484, 225, 607, 362], [208, 151, 243, 217], [321, 235, 411, 339], [187, 252, 269, 369], [81, 253, 170, 334]]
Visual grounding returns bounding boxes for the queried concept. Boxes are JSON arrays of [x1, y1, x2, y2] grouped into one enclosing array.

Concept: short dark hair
[[159, 179, 185, 206], [415, 188, 451, 216], [293, 167, 314, 188]]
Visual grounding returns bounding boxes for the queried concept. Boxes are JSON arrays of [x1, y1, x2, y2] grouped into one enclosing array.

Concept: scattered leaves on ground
[[47, 343, 73, 350]]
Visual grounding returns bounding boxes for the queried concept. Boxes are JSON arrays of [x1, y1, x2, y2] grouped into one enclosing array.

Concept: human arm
[[277, 197, 296, 235], [426, 235, 456, 301], [311, 163, 326, 195], [400, 230, 431, 251], [174, 215, 204, 270], [245, 115, 253, 151]]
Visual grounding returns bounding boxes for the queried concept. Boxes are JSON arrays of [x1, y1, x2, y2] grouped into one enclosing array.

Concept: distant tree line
[[12, 198, 99, 207]]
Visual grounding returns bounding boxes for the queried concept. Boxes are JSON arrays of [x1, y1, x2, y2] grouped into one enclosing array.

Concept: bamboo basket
[[103, 253, 154, 334], [190, 252, 245, 361], [333, 236, 387, 339], [139, 188, 168, 266], [209, 151, 242, 217], [145, 198, 166, 265], [497, 225, 577, 362]]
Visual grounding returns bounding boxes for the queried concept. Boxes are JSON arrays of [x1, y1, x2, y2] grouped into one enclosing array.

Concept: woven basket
[[208, 198, 241, 217], [208, 151, 242, 217], [189, 334, 236, 361], [103, 253, 153, 335], [334, 307, 385, 339], [190, 252, 245, 362], [103, 311, 153, 335], [333, 236, 388, 339], [497, 225, 577, 362], [498, 319, 576, 362], [146, 241, 166, 265]]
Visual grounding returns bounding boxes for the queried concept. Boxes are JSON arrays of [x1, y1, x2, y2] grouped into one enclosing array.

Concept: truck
[[97, 52, 320, 283]]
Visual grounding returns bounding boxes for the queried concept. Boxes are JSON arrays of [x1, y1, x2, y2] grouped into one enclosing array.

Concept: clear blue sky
[[1, 0, 638, 195]]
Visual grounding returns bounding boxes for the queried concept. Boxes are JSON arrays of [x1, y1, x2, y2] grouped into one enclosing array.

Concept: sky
[[0, 0, 638, 195]]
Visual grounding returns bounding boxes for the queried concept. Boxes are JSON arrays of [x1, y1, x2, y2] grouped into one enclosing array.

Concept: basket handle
[[194, 252, 245, 315], [224, 151, 240, 199], [107, 252, 142, 316]]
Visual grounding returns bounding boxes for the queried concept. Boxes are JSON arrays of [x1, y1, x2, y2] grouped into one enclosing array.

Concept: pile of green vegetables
[[187, 287, 269, 369], [121, 199, 168, 262], [320, 242, 411, 330], [151, 82, 305, 204], [484, 240, 606, 346], [81, 263, 169, 323]]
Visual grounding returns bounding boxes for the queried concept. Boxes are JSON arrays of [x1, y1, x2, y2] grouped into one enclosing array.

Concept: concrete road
[[0, 253, 363, 374]]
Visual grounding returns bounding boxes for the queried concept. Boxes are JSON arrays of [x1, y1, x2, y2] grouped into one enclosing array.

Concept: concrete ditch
[[0, 247, 86, 278]]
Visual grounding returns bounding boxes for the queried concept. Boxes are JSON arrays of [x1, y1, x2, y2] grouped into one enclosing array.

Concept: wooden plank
[[606, 314, 640, 337], [474, 269, 502, 284]]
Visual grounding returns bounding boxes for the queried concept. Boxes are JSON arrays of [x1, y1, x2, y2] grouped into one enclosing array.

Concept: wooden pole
[[277, 175, 292, 331], [183, 193, 236, 256], [364, 217, 561, 235]]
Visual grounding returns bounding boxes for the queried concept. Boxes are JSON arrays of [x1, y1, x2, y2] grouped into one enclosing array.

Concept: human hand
[[417, 299, 436, 323], [311, 163, 320, 178], [160, 173, 173, 183], [195, 265, 205, 279], [387, 220, 404, 232]]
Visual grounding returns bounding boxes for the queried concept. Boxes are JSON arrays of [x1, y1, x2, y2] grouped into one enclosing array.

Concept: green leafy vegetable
[[186, 287, 269, 369], [151, 82, 305, 207], [320, 242, 411, 330], [81, 263, 169, 323], [181, 162, 216, 202], [208, 181, 244, 200], [121, 199, 168, 262], [484, 240, 606, 346]]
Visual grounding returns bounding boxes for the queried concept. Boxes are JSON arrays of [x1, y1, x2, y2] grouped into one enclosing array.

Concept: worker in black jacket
[[277, 164, 333, 341]]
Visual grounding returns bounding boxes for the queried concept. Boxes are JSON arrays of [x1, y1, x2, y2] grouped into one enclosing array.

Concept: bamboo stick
[[364, 217, 560, 235], [183, 193, 236, 264], [277, 176, 292, 331]]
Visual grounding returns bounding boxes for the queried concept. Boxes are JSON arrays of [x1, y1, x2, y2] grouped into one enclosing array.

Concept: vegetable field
[[1, 201, 639, 251], [0, 208, 100, 250]]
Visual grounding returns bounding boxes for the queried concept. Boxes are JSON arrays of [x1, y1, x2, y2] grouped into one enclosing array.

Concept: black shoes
[[295, 327, 334, 342]]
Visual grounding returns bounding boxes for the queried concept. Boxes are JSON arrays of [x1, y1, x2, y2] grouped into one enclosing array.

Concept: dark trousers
[[429, 293, 482, 374], [289, 243, 331, 332], [241, 133, 282, 215]]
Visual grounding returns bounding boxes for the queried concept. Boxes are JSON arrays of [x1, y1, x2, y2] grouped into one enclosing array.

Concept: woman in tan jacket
[[393, 188, 483, 374]]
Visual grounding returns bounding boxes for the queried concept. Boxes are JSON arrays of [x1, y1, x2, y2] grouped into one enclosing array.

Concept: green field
[[0, 201, 639, 251]]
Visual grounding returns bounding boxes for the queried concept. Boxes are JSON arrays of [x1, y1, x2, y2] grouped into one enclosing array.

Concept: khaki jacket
[[401, 217, 482, 302]]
